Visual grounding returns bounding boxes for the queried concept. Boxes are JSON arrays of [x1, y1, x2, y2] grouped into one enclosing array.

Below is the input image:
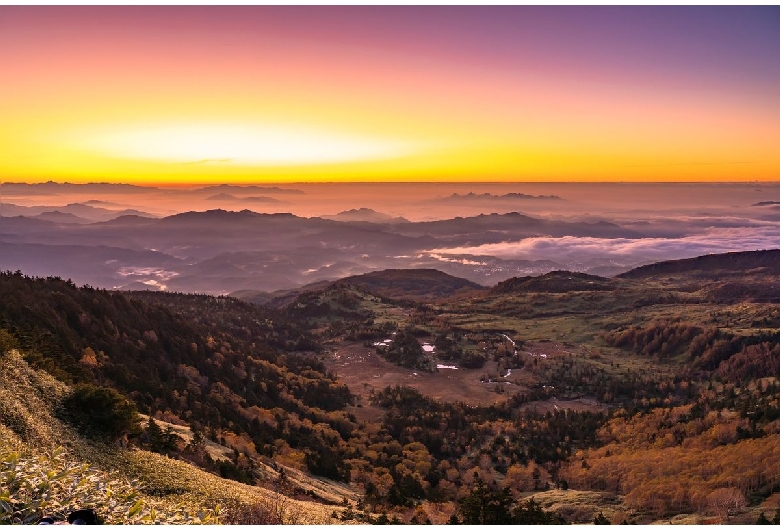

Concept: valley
[[3, 249, 780, 523]]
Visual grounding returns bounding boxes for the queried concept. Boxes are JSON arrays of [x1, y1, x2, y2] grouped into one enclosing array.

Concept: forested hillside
[[3, 250, 780, 524], [0, 272, 354, 481]]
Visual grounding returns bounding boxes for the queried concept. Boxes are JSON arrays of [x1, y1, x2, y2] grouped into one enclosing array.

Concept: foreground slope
[[0, 349, 337, 524]]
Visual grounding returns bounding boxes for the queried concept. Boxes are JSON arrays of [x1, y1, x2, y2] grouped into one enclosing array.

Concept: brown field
[[325, 340, 527, 407], [325, 339, 608, 416]]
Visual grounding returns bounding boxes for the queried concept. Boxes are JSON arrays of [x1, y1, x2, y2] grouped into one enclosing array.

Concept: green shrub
[[60, 383, 140, 441]]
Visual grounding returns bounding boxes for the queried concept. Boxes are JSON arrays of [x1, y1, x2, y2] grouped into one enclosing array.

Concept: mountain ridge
[[618, 249, 780, 279]]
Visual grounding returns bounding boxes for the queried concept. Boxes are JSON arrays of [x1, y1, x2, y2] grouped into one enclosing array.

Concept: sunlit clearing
[[76, 123, 414, 166]]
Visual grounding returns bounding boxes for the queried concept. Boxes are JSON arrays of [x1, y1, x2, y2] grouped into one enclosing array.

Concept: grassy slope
[[0, 349, 341, 525]]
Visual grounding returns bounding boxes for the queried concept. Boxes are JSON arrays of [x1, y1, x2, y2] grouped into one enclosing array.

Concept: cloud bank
[[428, 226, 780, 264]]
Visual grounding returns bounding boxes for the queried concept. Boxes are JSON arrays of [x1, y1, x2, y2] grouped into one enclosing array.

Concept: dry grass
[[522, 488, 712, 524], [118, 450, 340, 524], [526, 489, 623, 524], [0, 349, 350, 525], [0, 350, 70, 449]]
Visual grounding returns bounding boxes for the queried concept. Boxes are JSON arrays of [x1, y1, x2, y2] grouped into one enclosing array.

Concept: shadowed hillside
[[619, 249, 780, 303], [0, 272, 355, 483], [235, 268, 484, 308], [618, 249, 780, 279], [332, 268, 484, 299], [490, 271, 616, 294]]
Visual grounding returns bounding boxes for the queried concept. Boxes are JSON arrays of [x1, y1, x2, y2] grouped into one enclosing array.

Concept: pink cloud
[[427, 226, 780, 263]]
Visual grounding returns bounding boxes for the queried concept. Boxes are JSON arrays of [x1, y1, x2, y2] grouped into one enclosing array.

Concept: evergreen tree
[[458, 476, 516, 525], [145, 416, 163, 449]]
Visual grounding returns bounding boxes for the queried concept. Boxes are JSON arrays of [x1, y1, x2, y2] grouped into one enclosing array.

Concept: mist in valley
[[2, 181, 779, 295]]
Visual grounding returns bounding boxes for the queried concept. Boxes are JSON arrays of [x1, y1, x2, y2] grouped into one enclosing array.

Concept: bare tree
[[706, 488, 746, 521]]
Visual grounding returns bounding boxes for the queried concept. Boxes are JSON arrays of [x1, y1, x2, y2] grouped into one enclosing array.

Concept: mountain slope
[[618, 249, 780, 279], [0, 349, 341, 524], [332, 268, 484, 299], [490, 271, 616, 294], [618, 249, 780, 303], [241, 268, 485, 308], [0, 272, 354, 482], [4, 248, 780, 524]]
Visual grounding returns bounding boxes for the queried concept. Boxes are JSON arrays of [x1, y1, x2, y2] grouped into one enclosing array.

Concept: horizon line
[[2, 180, 780, 187]]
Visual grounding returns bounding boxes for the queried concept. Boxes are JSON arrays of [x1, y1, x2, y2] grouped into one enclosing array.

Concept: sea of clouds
[[428, 226, 780, 265]]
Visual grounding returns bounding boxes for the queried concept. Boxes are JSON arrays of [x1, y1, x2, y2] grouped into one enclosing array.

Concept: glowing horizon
[[1, 6, 778, 184]]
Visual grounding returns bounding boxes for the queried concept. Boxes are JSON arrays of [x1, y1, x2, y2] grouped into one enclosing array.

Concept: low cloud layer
[[428, 226, 780, 265]]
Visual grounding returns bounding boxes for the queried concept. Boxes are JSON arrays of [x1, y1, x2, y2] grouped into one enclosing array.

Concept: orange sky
[[1, 6, 778, 184]]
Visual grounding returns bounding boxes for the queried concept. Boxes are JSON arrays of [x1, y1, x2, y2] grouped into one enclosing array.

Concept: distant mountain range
[[204, 193, 284, 203], [32, 211, 93, 224], [7, 206, 773, 295], [193, 184, 304, 195], [436, 192, 563, 202], [0, 181, 305, 196], [0, 181, 152, 195], [321, 208, 409, 224], [1, 202, 155, 222]]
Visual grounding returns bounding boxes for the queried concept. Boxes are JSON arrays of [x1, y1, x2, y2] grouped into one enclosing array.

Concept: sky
[[1, 6, 779, 184]]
